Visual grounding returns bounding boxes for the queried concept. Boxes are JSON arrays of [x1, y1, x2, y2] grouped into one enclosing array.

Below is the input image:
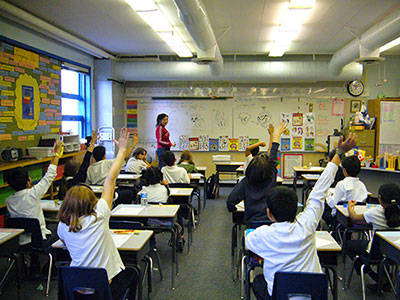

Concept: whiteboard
[[380, 101, 400, 145], [135, 97, 342, 150]]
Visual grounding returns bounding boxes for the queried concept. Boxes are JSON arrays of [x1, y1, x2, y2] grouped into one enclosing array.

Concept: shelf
[[0, 183, 9, 189]]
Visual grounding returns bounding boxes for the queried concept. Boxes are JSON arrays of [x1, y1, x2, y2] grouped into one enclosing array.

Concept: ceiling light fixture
[[380, 37, 400, 52], [125, 0, 192, 57], [269, 0, 315, 57]]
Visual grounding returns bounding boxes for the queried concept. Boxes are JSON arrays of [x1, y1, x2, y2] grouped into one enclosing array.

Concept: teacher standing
[[155, 113, 175, 169]]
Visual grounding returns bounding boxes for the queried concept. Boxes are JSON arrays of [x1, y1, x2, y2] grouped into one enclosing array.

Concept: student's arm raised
[[245, 141, 266, 157], [102, 128, 130, 208]]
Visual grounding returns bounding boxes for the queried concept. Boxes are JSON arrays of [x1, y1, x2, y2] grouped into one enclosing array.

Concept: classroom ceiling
[[3, 0, 400, 58]]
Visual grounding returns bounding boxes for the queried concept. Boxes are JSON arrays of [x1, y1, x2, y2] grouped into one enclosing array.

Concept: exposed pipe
[[329, 7, 400, 76], [116, 60, 362, 83], [174, 0, 223, 76], [0, 0, 113, 59]]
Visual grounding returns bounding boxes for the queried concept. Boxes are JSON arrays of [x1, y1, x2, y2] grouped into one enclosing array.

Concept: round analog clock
[[347, 80, 364, 97]]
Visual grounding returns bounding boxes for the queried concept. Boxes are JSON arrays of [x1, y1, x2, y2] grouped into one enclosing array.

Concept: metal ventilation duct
[[174, 0, 223, 76], [329, 7, 400, 76], [116, 60, 362, 83]]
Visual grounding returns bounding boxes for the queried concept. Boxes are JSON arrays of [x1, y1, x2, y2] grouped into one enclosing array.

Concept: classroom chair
[[271, 271, 329, 300], [397, 271, 400, 300], [6, 217, 53, 296], [58, 266, 139, 300], [346, 231, 398, 300], [0, 252, 21, 300]]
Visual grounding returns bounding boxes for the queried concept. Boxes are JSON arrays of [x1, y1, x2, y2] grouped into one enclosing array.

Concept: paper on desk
[[113, 206, 144, 216], [0, 232, 12, 241], [236, 201, 244, 209], [112, 234, 131, 248], [316, 236, 334, 248], [118, 174, 140, 180]]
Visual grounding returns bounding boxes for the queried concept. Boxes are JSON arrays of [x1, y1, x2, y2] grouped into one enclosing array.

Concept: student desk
[[189, 173, 207, 213], [335, 204, 373, 289], [196, 166, 207, 176], [301, 174, 320, 204], [215, 162, 244, 197], [52, 230, 153, 300], [292, 166, 324, 192], [0, 228, 24, 300], [242, 230, 341, 300], [236, 166, 244, 176], [110, 204, 180, 290], [117, 173, 142, 188]]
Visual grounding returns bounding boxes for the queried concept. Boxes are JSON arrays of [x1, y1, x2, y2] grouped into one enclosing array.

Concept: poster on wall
[[292, 136, 303, 150], [189, 137, 199, 151], [126, 99, 138, 133], [281, 138, 291, 151], [228, 138, 239, 151], [179, 135, 189, 150], [209, 138, 219, 151], [292, 113, 303, 126], [199, 135, 209, 151], [304, 138, 315, 151], [283, 153, 303, 179], [239, 136, 249, 151], [219, 136, 229, 151]]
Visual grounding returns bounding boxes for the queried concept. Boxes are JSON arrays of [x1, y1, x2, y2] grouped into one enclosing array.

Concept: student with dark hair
[[58, 128, 139, 300], [326, 155, 368, 210], [161, 151, 190, 184], [155, 113, 176, 169], [346, 183, 400, 291], [58, 131, 98, 200], [126, 147, 150, 174], [226, 121, 287, 224], [86, 133, 138, 185], [177, 150, 198, 173], [139, 166, 169, 203], [6, 141, 63, 278], [246, 134, 357, 299]]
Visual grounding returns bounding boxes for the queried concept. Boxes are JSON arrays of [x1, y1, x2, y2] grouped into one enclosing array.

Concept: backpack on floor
[[206, 173, 219, 199]]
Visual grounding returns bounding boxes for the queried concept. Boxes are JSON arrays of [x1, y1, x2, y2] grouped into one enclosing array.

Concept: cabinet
[[368, 98, 400, 156], [0, 151, 85, 208], [344, 129, 375, 158]]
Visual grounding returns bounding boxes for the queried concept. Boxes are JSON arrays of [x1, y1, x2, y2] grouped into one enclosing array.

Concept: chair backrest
[[58, 266, 112, 300], [6, 217, 45, 250], [168, 183, 191, 188], [272, 271, 328, 300], [247, 219, 273, 229], [109, 220, 143, 230]]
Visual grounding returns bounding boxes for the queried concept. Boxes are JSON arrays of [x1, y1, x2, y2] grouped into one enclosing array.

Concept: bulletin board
[[129, 97, 342, 153], [0, 40, 61, 148]]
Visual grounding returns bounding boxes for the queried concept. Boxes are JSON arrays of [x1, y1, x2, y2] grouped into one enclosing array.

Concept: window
[[61, 68, 91, 138]]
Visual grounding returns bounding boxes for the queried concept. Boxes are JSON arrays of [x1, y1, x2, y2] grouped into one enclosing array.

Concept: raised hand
[[54, 140, 63, 155], [273, 120, 289, 143], [338, 132, 357, 154], [117, 127, 129, 151], [259, 142, 267, 147], [91, 130, 99, 145], [267, 124, 274, 136], [131, 133, 139, 147]]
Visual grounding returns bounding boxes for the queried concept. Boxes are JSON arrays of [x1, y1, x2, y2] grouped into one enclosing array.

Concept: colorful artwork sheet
[[199, 135, 209, 151], [228, 138, 239, 151], [304, 138, 315, 151], [189, 137, 199, 151], [239, 136, 249, 151], [292, 113, 303, 126], [179, 135, 189, 150], [219, 136, 229, 151], [292, 136, 303, 150], [209, 138, 219, 151], [281, 138, 291, 151]]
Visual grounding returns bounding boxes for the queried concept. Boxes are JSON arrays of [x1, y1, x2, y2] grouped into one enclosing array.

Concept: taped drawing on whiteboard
[[238, 112, 250, 126]]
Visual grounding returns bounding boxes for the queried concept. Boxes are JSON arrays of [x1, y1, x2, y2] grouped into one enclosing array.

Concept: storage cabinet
[[344, 129, 375, 158], [0, 151, 84, 208]]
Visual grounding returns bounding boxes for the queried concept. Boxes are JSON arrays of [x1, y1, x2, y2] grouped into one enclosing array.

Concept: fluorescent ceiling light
[[126, 0, 192, 57], [281, 9, 311, 30], [289, 0, 315, 9], [380, 37, 400, 52], [269, 46, 289, 57]]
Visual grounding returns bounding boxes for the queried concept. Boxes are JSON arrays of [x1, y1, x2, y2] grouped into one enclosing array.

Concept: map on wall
[[0, 41, 61, 147]]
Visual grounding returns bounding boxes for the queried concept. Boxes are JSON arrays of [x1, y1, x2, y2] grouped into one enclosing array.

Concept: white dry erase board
[[379, 101, 400, 151], [133, 97, 342, 150]]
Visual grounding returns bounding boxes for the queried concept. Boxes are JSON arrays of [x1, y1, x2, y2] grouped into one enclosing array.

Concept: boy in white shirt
[[326, 155, 368, 210], [245, 134, 357, 299], [125, 147, 150, 174], [139, 166, 169, 203], [161, 151, 190, 184], [6, 141, 63, 277]]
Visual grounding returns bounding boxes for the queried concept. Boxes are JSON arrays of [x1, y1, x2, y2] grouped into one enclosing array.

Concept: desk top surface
[[111, 204, 179, 218], [189, 173, 203, 180], [196, 166, 207, 171], [169, 188, 193, 196], [376, 231, 400, 250], [293, 166, 325, 172], [117, 173, 142, 180], [335, 204, 377, 218], [236, 200, 302, 212], [89, 185, 118, 193], [41, 200, 62, 212], [215, 161, 244, 166], [0, 228, 24, 245], [301, 174, 321, 180], [52, 229, 153, 251]]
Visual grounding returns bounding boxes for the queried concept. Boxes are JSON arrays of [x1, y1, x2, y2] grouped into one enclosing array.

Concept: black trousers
[[252, 274, 272, 300], [110, 268, 139, 300]]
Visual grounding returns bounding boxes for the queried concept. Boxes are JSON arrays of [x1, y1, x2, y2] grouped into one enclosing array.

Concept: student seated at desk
[[5, 141, 63, 278], [346, 183, 400, 291], [226, 121, 287, 225], [58, 128, 138, 300], [177, 150, 198, 173], [125, 147, 150, 174], [58, 131, 98, 200], [161, 151, 190, 184], [139, 166, 169, 203], [86, 133, 137, 185], [245, 134, 356, 300]]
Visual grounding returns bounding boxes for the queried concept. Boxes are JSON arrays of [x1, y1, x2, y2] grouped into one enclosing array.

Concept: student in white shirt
[[58, 127, 138, 300], [326, 155, 368, 210], [245, 134, 357, 299], [346, 183, 400, 292], [6, 140, 63, 278], [139, 166, 169, 203], [125, 147, 150, 174], [161, 151, 190, 184], [86, 134, 137, 185]]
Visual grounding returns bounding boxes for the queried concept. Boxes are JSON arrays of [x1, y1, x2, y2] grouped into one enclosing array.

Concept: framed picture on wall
[[282, 153, 303, 179], [350, 100, 362, 113]]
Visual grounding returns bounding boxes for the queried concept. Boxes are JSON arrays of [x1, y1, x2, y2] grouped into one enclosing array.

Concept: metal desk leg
[[231, 224, 238, 281], [293, 171, 298, 192], [240, 255, 246, 299], [203, 177, 207, 209]]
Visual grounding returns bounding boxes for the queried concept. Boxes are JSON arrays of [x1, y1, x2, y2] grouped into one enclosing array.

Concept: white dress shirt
[[58, 198, 124, 281], [139, 183, 169, 203], [326, 176, 368, 209], [246, 162, 338, 296], [161, 165, 190, 184], [86, 159, 115, 185], [125, 157, 147, 174], [6, 164, 56, 244]]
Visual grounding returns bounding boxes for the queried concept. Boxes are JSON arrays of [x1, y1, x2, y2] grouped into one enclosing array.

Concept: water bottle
[[140, 192, 148, 207]]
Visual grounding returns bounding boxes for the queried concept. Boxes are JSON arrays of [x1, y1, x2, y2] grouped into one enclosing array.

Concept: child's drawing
[[190, 113, 205, 128], [255, 108, 272, 128], [238, 112, 250, 126], [215, 111, 228, 129]]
